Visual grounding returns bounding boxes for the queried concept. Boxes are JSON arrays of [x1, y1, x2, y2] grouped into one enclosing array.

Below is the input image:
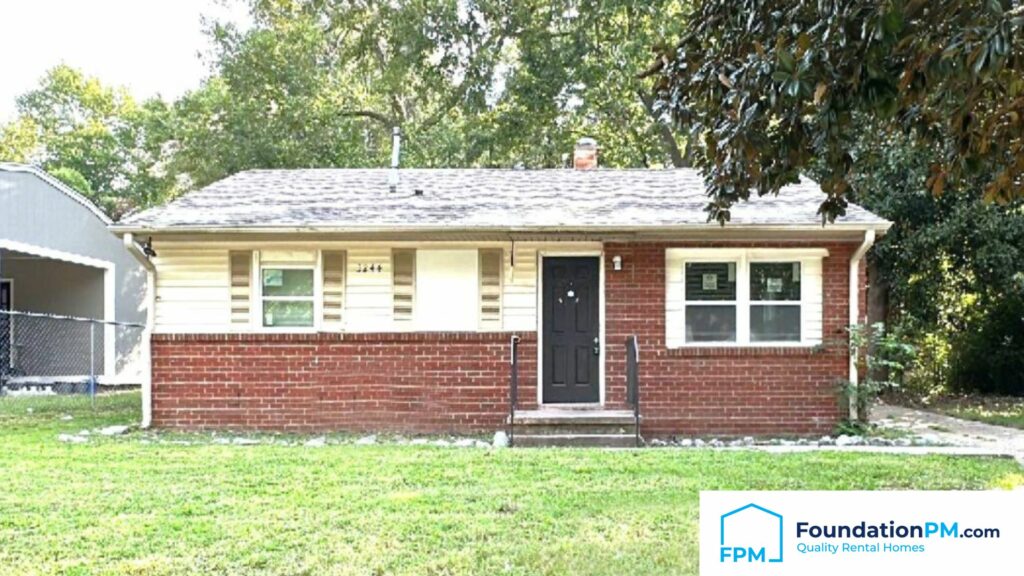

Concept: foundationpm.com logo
[[699, 491, 1022, 576], [719, 504, 784, 564]]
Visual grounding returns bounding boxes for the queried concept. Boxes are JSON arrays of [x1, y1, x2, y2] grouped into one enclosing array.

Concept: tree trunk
[[637, 90, 688, 168]]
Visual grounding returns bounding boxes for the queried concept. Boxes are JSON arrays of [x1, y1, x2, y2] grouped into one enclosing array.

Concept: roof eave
[[110, 221, 893, 236]]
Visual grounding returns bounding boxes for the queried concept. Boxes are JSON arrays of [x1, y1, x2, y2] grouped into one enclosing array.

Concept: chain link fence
[[0, 310, 145, 398]]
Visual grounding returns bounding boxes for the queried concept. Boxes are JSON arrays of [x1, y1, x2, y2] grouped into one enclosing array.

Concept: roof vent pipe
[[389, 126, 401, 192]]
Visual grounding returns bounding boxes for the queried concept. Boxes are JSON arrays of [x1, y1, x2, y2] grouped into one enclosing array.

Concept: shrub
[[950, 294, 1024, 396], [841, 323, 916, 422]]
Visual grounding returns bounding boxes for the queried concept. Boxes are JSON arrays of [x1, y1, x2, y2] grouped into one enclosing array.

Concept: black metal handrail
[[626, 335, 641, 447], [509, 334, 521, 447]]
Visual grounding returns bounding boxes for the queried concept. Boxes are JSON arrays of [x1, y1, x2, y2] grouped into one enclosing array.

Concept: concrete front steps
[[509, 408, 640, 447]]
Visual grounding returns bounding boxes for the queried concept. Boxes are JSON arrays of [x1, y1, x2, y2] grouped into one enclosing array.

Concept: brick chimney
[[573, 137, 598, 170]]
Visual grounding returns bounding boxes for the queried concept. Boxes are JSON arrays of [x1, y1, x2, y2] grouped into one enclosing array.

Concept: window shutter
[[392, 249, 415, 323], [229, 251, 252, 326], [322, 251, 346, 330], [479, 249, 503, 329]]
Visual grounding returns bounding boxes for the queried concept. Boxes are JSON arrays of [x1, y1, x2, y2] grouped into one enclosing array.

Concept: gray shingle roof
[[118, 168, 889, 230]]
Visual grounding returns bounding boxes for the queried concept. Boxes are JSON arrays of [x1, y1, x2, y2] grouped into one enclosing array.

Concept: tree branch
[[637, 89, 688, 167], [338, 109, 394, 126]]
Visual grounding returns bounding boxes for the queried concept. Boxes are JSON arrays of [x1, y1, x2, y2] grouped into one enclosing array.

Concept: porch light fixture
[[612, 255, 622, 271]]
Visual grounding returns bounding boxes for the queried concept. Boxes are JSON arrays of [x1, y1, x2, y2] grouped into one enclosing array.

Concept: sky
[[0, 0, 252, 121]]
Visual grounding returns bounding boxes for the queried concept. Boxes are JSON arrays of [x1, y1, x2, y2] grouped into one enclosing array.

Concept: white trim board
[[535, 251, 605, 407], [0, 239, 115, 271]]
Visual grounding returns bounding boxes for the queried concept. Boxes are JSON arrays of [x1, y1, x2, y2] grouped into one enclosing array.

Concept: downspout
[[848, 229, 876, 421], [123, 233, 156, 428]]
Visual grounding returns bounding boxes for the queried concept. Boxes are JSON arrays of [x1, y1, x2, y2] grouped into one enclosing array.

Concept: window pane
[[263, 301, 314, 327], [750, 262, 801, 301], [750, 305, 801, 342], [685, 305, 737, 342], [262, 269, 314, 297], [685, 262, 736, 300]]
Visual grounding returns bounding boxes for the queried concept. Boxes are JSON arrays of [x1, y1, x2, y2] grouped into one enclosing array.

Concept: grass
[[938, 397, 1024, 429], [1, 393, 1021, 576], [834, 419, 914, 440]]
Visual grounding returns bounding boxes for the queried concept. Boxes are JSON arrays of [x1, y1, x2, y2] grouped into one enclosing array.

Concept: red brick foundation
[[151, 241, 864, 436], [152, 332, 538, 432]]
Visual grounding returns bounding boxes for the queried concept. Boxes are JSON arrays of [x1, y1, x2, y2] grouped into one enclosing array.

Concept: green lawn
[[1, 393, 1021, 576]]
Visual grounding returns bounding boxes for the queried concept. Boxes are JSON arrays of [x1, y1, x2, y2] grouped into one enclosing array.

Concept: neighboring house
[[0, 163, 147, 388], [113, 141, 890, 439]]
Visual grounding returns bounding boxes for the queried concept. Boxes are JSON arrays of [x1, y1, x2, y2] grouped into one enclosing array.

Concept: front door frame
[[536, 250, 605, 406]]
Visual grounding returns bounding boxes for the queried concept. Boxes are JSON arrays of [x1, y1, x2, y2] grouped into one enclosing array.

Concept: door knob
[[593, 336, 600, 356]]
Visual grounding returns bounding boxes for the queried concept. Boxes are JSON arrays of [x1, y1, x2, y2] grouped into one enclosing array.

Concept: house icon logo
[[719, 503, 784, 563]]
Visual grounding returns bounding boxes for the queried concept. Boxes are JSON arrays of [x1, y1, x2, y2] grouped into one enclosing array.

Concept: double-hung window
[[749, 262, 801, 342], [261, 267, 315, 328], [667, 249, 825, 347], [684, 262, 738, 342]]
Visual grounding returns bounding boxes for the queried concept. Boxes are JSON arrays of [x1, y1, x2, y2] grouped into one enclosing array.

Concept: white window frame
[[669, 248, 827, 348], [682, 260, 740, 344], [257, 260, 320, 332], [747, 260, 804, 344]]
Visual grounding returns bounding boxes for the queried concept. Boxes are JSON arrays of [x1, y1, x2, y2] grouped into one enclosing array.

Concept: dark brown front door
[[542, 257, 600, 403]]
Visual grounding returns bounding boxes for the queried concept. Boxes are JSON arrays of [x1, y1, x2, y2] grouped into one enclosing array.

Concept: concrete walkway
[[873, 403, 1024, 457]]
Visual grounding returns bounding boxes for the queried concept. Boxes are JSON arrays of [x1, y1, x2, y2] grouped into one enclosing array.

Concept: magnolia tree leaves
[[646, 0, 1024, 223]]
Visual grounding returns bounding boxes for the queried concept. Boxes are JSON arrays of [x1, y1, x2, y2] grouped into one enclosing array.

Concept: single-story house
[[114, 143, 890, 440], [0, 163, 147, 389]]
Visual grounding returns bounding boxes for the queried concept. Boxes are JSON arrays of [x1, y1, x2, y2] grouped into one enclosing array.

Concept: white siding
[[149, 240, 599, 334], [153, 247, 231, 332], [503, 247, 538, 331], [345, 247, 393, 332], [260, 249, 316, 264]]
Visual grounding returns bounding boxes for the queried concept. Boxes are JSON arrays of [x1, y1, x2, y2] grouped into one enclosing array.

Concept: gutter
[[123, 233, 156, 429], [848, 229, 876, 421], [110, 222, 894, 236]]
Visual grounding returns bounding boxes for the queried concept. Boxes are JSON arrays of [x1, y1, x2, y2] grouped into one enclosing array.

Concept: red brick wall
[[151, 241, 865, 436], [603, 242, 860, 436], [151, 332, 537, 432]]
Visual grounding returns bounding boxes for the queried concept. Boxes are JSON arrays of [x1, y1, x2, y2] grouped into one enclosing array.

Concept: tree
[[843, 124, 1024, 394], [0, 65, 177, 217], [48, 166, 94, 198], [168, 0, 692, 191], [647, 0, 1024, 223], [2, 1, 694, 213]]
